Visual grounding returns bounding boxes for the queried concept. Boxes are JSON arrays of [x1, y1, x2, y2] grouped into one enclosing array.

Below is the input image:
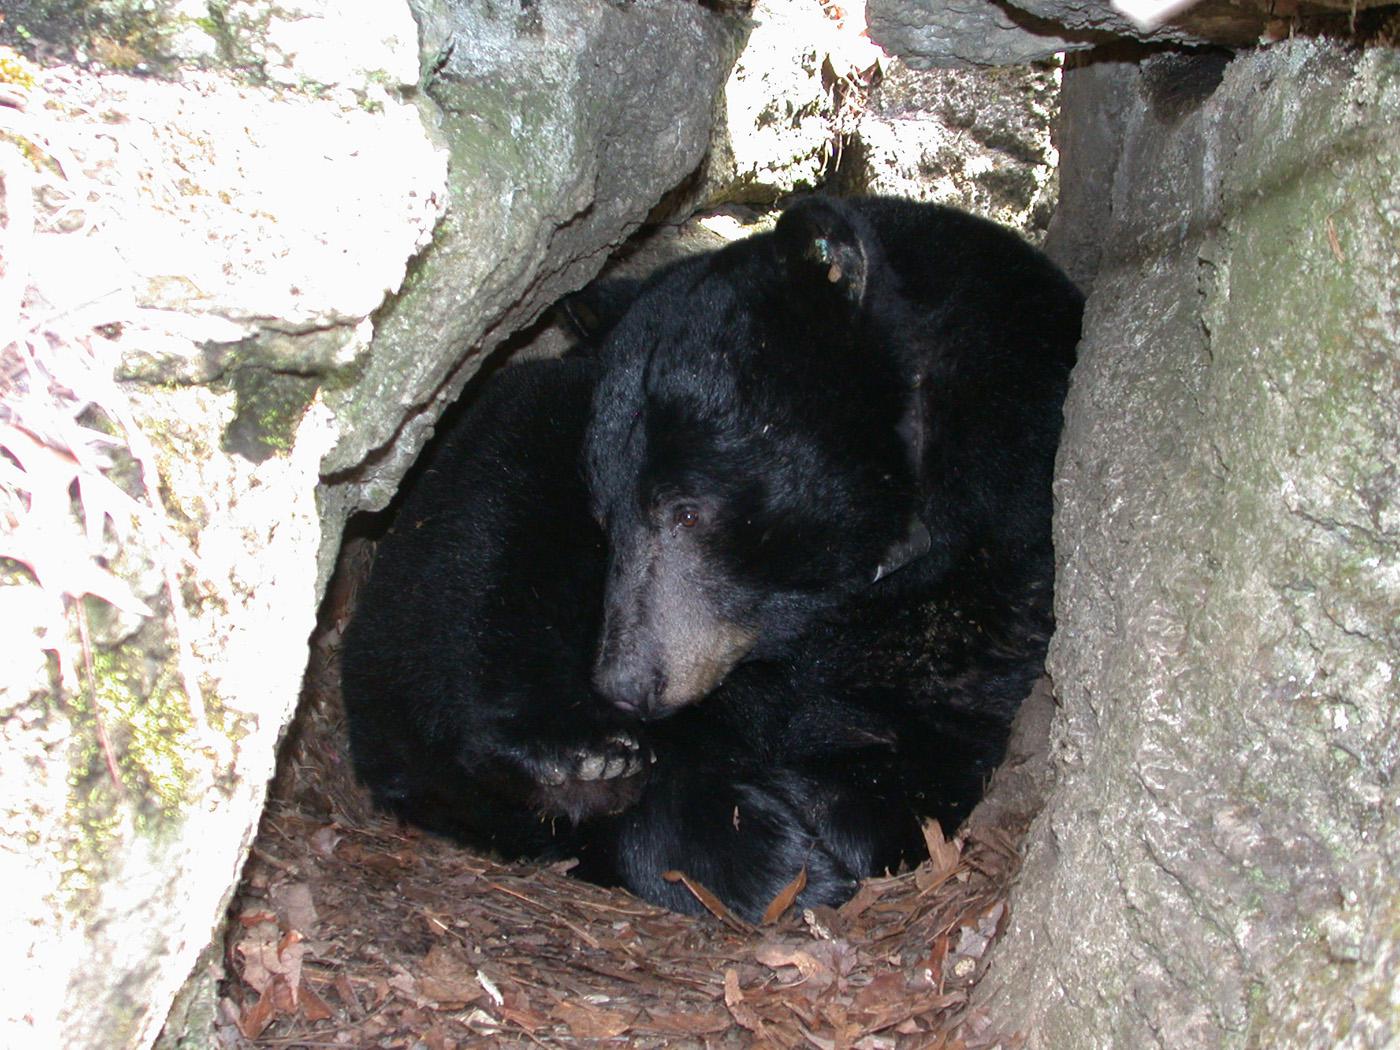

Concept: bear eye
[[672, 504, 701, 530]]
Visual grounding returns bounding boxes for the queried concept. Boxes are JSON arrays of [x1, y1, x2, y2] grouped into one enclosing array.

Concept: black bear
[[586, 196, 1081, 727], [341, 195, 1082, 921], [340, 349, 918, 917]]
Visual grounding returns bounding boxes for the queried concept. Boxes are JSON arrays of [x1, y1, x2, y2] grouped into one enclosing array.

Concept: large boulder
[[979, 42, 1400, 1048], [0, 0, 738, 1044], [0, 12, 440, 1045], [322, 0, 741, 536]]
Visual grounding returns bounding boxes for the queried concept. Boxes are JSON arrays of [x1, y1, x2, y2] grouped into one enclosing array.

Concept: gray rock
[[0, 1, 738, 1044], [702, 0, 842, 204], [865, 0, 1098, 68], [319, 0, 741, 527], [979, 42, 1400, 1048], [1040, 52, 1141, 292], [835, 57, 1060, 241], [0, 15, 444, 1044], [863, 0, 1383, 68]]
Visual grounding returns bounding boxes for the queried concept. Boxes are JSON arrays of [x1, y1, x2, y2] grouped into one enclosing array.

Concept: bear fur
[[340, 356, 646, 857], [340, 196, 1082, 920]]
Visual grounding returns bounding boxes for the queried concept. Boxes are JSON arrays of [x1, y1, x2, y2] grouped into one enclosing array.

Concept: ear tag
[[812, 237, 844, 284]]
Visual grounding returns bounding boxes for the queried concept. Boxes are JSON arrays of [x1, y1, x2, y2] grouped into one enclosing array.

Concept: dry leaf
[[641, 1010, 733, 1036], [417, 944, 483, 1008], [754, 943, 829, 984], [853, 971, 909, 1012], [761, 865, 807, 925], [803, 903, 845, 940], [270, 881, 318, 934], [922, 819, 961, 878], [234, 920, 305, 998], [309, 824, 342, 858], [838, 880, 883, 921], [722, 968, 763, 1033], [236, 988, 276, 1039], [552, 999, 633, 1038], [300, 983, 335, 1022], [498, 1004, 551, 1033], [661, 869, 754, 932], [334, 974, 362, 1018], [387, 968, 422, 1006]]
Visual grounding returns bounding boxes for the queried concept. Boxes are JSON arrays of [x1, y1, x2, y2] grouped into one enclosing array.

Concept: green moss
[[59, 618, 203, 899], [221, 368, 319, 464], [78, 639, 194, 812]]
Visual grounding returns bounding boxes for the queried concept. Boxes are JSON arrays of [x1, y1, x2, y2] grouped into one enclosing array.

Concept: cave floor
[[215, 551, 1031, 1049]]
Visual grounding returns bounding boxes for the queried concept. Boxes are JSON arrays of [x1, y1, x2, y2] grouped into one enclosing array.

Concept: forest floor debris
[[217, 578, 1035, 1049]]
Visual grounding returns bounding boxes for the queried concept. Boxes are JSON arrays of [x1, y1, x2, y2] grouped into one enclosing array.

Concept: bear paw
[[527, 733, 649, 821], [535, 733, 646, 785]]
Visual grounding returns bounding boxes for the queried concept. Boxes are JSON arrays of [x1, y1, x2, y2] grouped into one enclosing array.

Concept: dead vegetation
[[217, 541, 1033, 1049]]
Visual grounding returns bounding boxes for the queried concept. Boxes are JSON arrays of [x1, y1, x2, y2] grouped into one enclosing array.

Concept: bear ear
[[560, 278, 644, 344], [774, 197, 873, 306], [872, 514, 931, 583]]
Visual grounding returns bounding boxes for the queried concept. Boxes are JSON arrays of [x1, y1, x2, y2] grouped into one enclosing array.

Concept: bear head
[[584, 197, 931, 719]]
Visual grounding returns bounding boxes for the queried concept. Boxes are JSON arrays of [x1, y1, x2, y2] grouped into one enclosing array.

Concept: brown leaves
[[551, 998, 634, 1038], [230, 915, 316, 1038], [415, 944, 485, 1009], [227, 794, 1027, 1048], [723, 967, 765, 1034], [661, 860, 807, 929], [918, 818, 962, 892], [661, 868, 754, 932], [761, 864, 808, 924]]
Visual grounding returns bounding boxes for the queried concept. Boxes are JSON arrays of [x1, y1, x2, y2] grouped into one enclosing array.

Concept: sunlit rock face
[[0, 1, 738, 1045], [834, 56, 1062, 242], [325, 0, 742, 531], [0, 8, 441, 1045], [979, 42, 1400, 1049]]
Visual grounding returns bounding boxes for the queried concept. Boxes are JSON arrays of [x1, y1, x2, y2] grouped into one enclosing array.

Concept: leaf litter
[[215, 541, 1041, 1049]]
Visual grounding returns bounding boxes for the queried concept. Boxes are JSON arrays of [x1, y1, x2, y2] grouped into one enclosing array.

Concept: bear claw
[[538, 734, 644, 785]]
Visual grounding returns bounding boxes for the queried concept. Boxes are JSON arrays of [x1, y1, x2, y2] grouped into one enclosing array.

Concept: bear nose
[[594, 659, 667, 719]]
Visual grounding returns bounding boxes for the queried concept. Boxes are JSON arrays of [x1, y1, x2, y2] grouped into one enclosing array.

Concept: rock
[[1040, 51, 1142, 291], [978, 41, 1400, 1048], [321, 0, 742, 534], [834, 56, 1060, 240], [864, 0, 1391, 67], [865, 0, 1097, 69], [0, 0, 739, 1044], [0, 12, 442, 1042], [703, 0, 852, 205]]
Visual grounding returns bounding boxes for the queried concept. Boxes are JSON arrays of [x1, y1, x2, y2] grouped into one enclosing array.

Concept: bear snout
[[592, 647, 668, 718]]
